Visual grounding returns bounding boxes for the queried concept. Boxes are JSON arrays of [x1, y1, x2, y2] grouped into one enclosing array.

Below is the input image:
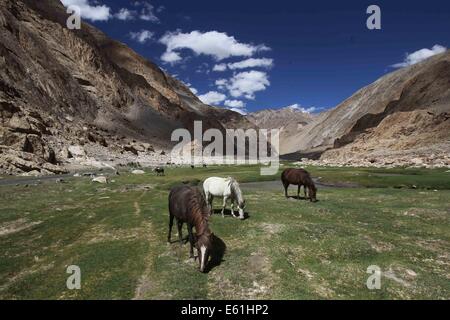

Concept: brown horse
[[281, 168, 317, 202], [168, 185, 213, 272]]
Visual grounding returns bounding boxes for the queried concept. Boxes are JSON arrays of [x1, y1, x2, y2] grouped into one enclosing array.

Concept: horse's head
[[196, 230, 213, 273], [230, 180, 245, 219], [237, 199, 246, 219]]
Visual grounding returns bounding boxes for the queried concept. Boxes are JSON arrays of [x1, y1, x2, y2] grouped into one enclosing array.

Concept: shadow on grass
[[285, 195, 319, 203], [204, 234, 227, 273], [211, 208, 250, 220]]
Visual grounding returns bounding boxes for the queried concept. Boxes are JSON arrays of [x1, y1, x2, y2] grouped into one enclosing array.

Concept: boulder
[[92, 176, 108, 184], [131, 170, 145, 175], [68, 145, 86, 158]]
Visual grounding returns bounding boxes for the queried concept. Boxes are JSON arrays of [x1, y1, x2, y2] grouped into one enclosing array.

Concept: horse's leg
[[230, 202, 237, 218], [168, 214, 174, 243], [284, 184, 289, 198], [177, 220, 183, 245], [210, 196, 215, 215], [221, 197, 228, 218], [297, 185, 301, 199], [187, 224, 195, 259], [206, 192, 213, 216]]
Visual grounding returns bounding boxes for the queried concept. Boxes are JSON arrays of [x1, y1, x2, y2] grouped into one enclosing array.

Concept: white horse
[[203, 177, 246, 220]]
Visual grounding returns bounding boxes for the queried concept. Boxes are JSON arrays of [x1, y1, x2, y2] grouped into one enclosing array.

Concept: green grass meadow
[[0, 165, 449, 299]]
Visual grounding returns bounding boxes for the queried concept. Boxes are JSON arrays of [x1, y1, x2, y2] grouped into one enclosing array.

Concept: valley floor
[[0, 165, 449, 299]]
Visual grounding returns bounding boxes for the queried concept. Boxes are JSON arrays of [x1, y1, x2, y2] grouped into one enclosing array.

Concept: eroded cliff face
[[246, 107, 315, 155], [0, 0, 253, 175], [283, 51, 450, 166]]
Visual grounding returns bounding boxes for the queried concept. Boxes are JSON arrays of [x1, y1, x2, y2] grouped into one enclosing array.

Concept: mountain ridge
[[284, 50, 450, 166]]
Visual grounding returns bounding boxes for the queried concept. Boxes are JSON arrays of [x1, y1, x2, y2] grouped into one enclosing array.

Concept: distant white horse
[[203, 177, 246, 220]]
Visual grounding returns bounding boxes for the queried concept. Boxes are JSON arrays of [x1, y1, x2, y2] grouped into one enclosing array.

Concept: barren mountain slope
[[283, 51, 450, 165], [247, 107, 315, 154], [0, 0, 252, 174]]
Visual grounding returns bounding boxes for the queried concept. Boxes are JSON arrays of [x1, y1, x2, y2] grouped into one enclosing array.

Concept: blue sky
[[62, 0, 450, 114]]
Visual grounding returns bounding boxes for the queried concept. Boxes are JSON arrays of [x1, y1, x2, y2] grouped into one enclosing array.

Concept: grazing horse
[[203, 177, 246, 219], [154, 167, 165, 176], [281, 168, 317, 202], [168, 185, 213, 273]]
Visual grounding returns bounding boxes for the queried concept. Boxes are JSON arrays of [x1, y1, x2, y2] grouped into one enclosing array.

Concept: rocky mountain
[[247, 106, 316, 154], [283, 51, 450, 167], [0, 0, 253, 175]]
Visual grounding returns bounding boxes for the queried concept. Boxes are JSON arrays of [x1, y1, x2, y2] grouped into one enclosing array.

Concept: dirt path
[[133, 191, 147, 217]]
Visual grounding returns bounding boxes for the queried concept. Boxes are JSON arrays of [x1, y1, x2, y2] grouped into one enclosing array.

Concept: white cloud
[[215, 79, 228, 89], [134, 1, 160, 23], [62, 1, 161, 22], [286, 104, 317, 114], [161, 51, 182, 64], [228, 108, 247, 115], [115, 8, 136, 20], [195, 63, 211, 74], [220, 71, 270, 100], [392, 45, 447, 68], [228, 58, 273, 70], [224, 100, 245, 109], [213, 64, 227, 72], [61, 0, 111, 21], [159, 30, 270, 64], [198, 91, 226, 105], [129, 30, 154, 44]]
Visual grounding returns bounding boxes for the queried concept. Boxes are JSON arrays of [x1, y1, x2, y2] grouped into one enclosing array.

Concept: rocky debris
[[0, 147, 67, 175], [296, 150, 450, 169], [20, 170, 43, 177], [123, 141, 156, 156], [318, 110, 450, 166]]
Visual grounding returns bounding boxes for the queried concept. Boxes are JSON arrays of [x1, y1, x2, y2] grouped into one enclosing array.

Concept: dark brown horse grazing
[[154, 167, 165, 176], [168, 185, 213, 273], [281, 168, 317, 202]]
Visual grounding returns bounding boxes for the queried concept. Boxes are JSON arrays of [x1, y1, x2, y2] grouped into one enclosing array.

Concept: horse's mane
[[229, 178, 244, 205], [187, 189, 211, 238]]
